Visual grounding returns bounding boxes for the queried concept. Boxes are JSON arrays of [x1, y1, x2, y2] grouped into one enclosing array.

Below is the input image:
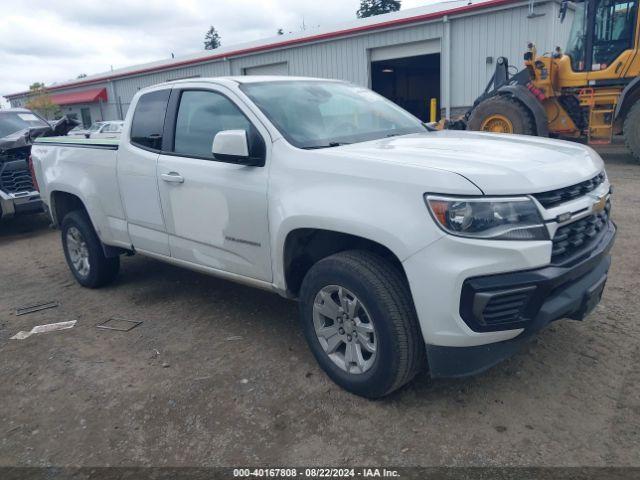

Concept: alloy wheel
[[66, 226, 91, 277], [312, 285, 377, 374]]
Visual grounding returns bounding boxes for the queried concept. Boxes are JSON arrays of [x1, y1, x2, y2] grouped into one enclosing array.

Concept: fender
[[497, 85, 549, 137], [614, 76, 640, 120]]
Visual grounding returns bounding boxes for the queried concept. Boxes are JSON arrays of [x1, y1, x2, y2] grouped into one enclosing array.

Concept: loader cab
[[564, 0, 638, 73]]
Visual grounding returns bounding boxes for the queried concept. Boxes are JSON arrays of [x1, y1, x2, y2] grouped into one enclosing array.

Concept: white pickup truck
[[31, 77, 615, 398]]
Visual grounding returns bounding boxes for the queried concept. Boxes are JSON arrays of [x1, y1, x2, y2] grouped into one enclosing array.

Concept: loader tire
[[623, 100, 640, 162], [467, 95, 536, 135]]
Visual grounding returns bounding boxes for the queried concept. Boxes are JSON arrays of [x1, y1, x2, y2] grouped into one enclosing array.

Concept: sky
[[0, 0, 438, 106]]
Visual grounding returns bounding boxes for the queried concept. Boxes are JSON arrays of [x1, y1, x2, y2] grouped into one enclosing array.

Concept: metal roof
[[5, 0, 521, 98]]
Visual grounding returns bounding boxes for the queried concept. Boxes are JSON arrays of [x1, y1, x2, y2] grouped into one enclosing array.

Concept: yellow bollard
[[430, 98, 437, 123]]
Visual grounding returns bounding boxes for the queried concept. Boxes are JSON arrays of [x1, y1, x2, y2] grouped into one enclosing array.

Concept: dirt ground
[[1, 146, 639, 468]]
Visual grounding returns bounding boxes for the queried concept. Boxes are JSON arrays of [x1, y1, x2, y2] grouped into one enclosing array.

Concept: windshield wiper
[[301, 142, 351, 149]]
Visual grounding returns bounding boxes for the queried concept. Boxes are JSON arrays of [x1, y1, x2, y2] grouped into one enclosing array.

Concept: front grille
[[551, 207, 610, 263], [0, 159, 35, 194], [480, 288, 534, 326], [533, 172, 606, 208]]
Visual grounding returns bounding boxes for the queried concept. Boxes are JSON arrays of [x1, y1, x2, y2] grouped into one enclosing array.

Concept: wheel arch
[[495, 85, 549, 137], [614, 77, 640, 121], [50, 190, 125, 258], [49, 190, 88, 227], [282, 228, 409, 298]]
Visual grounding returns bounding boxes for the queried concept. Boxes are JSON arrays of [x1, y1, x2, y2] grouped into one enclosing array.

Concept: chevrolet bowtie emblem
[[592, 195, 607, 213]]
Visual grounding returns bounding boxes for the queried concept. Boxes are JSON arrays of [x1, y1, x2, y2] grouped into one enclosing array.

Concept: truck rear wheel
[[623, 100, 640, 162], [467, 95, 536, 135], [61, 210, 120, 288], [298, 250, 425, 398]]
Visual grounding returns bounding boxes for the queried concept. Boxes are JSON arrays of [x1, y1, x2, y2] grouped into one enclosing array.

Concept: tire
[[299, 250, 425, 398], [61, 210, 120, 288], [467, 95, 536, 135], [623, 100, 640, 162]]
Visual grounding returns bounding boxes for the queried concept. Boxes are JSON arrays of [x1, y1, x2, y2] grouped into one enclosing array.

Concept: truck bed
[[32, 135, 127, 247]]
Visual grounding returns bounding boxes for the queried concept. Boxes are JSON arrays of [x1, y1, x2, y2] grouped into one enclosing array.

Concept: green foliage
[[25, 83, 61, 120], [204, 26, 221, 50], [357, 0, 401, 18]]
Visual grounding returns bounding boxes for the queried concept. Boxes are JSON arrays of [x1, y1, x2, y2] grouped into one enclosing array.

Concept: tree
[[357, 0, 401, 18], [25, 83, 60, 120], [204, 26, 221, 50], [277, 28, 284, 35], [77, 73, 87, 79]]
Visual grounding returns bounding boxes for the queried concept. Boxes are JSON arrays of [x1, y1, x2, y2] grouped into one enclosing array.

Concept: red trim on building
[[5, 0, 516, 98], [49, 87, 108, 105]]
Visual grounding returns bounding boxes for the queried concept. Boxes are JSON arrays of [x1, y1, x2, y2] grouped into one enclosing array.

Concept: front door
[[80, 107, 92, 128], [156, 87, 272, 281], [117, 88, 171, 255]]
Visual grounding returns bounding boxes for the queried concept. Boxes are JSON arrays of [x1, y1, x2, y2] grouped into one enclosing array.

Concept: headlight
[[425, 195, 548, 240]]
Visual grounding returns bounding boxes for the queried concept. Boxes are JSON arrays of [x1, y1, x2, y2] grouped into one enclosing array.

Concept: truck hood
[[331, 130, 604, 194], [0, 116, 79, 154]]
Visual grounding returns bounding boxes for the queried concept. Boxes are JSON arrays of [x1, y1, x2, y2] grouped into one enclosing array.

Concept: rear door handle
[[161, 172, 184, 184]]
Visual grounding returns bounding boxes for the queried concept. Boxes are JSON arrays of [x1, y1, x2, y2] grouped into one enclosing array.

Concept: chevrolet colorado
[[31, 77, 615, 398]]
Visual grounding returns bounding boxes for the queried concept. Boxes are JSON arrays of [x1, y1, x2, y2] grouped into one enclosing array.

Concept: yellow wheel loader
[[462, 0, 640, 160]]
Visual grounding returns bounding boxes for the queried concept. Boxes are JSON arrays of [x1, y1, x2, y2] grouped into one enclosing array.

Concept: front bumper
[[0, 189, 43, 219], [426, 220, 616, 377]]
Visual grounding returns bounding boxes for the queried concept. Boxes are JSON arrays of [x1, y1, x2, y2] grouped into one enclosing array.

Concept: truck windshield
[[0, 111, 48, 138], [240, 81, 426, 149]]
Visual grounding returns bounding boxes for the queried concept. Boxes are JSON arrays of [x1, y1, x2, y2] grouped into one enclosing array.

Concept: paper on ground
[[11, 320, 77, 340]]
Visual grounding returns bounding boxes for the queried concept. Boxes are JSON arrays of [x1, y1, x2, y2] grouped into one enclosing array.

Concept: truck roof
[[165, 76, 344, 87]]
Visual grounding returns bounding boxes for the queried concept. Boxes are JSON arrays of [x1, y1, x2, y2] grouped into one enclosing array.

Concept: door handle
[[161, 172, 184, 184]]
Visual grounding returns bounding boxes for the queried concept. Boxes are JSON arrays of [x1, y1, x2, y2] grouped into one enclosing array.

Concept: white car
[[30, 77, 615, 397], [90, 121, 124, 139], [68, 121, 124, 139]]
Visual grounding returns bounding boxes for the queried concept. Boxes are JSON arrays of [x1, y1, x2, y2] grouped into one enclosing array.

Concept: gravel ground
[[0, 147, 639, 468]]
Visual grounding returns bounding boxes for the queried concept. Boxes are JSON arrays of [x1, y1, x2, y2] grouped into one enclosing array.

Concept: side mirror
[[212, 129, 264, 167], [84, 133, 90, 139]]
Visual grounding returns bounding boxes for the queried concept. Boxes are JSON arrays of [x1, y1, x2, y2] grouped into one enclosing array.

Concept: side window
[[131, 89, 170, 150], [173, 90, 252, 158], [593, 0, 638, 68]]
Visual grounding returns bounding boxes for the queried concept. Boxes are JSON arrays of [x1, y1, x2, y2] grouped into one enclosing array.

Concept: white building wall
[[110, 0, 570, 116], [450, 1, 574, 107], [9, 0, 574, 119]]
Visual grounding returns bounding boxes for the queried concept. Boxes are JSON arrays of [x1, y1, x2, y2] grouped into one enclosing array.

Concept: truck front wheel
[[299, 250, 425, 398], [61, 211, 120, 288]]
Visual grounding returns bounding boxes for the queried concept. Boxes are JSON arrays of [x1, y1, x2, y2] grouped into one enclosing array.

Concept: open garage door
[[243, 62, 289, 76], [371, 41, 440, 122]]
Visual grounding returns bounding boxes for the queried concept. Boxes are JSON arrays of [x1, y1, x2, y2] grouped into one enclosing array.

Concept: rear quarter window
[[130, 90, 170, 150]]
